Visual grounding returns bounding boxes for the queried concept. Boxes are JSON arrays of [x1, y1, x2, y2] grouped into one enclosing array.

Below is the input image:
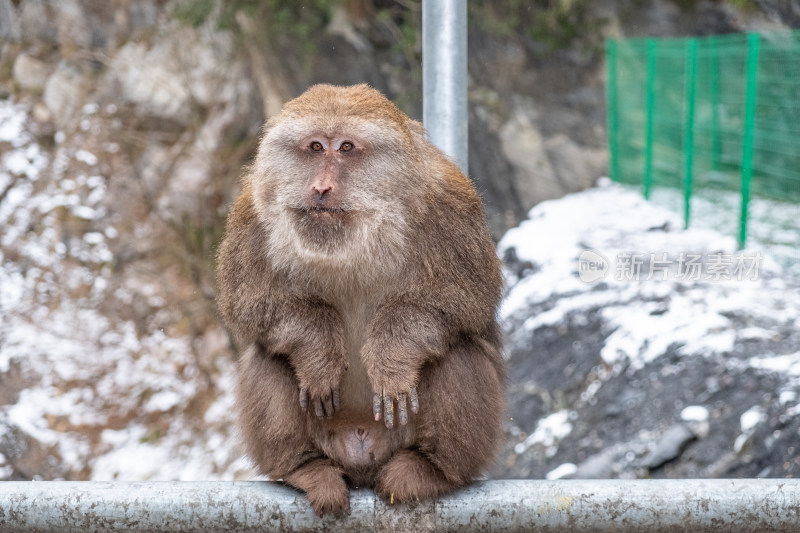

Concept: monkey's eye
[[339, 141, 354, 152], [310, 141, 324, 152]]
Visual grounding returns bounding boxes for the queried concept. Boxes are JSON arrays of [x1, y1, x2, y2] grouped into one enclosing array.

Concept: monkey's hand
[[294, 353, 347, 419], [370, 372, 420, 429], [363, 300, 445, 429]]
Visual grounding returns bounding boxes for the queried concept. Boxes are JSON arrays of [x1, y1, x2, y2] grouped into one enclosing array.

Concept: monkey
[[216, 84, 505, 517]]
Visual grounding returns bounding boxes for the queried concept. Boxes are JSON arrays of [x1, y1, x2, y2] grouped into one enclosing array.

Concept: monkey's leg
[[236, 345, 350, 516], [283, 458, 350, 517], [375, 341, 504, 503]]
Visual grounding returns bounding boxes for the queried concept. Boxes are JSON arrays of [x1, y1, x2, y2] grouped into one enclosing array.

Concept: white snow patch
[[0, 101, 29, 145], [740, 407, 765, 433], [500, 181, 799, 372], [647, 186, 799, 278], [737, 327, 777, 341], [748, 352, 800, 377], [681, 405, 710, 423], [75, 150, 98, 166], [779, 391, 797, 405], [546, 462, 578, 480], [514, 410, 574, 455]]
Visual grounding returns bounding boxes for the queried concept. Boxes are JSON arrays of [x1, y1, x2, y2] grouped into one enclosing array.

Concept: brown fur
[[217, 84, 505, 517]]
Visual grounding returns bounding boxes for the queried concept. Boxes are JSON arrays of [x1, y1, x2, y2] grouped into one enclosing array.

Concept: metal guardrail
[[0, 479, 798, 532]]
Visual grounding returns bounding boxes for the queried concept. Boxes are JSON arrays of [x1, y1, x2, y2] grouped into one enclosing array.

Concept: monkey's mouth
[[295, 206, 350, 220], [309, 206, 345, 214], [288, 206, 353, 229]]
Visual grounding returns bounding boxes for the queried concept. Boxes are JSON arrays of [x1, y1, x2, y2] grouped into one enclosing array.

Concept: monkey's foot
[[284, 459, 351, 517], [375, 449, 453, 504]]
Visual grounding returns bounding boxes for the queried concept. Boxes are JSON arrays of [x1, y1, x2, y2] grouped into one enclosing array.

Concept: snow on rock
[[501, 179, 798, 373], [680, 406, 710, 423], [739, 407, 766, 434], [546, 462, 578, 480], [497, 179, 800, 480], [514, 410, 574, 456], [0, 99, 245, 481]]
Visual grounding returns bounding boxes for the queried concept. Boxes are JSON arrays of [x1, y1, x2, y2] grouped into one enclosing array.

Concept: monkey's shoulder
[[217, 185, 281, 281]]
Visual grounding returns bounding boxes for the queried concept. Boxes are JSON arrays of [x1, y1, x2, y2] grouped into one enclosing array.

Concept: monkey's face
[[290, 130, 368, 220], [252, 89, 418, 266]]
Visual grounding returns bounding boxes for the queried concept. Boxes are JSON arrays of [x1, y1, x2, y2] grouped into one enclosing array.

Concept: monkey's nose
[[311, 185, 333, 207], [312, 184, 332, 196], [356, 427, 366, 438]]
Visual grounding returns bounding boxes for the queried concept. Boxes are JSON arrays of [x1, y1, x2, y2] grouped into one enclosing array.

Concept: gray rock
[[0, 0, 18, 41], [110, 26, 251, 123], [12, 53, 51, 91], [43, 62, 88, 129], [0, 422, 69, 481], [54, 0, 92, 49], [499, 108, 559, 207], [572, 447, 617, 479], [111, 41, 193, 122], [15, 0, 57, 44], [544, 134, 608, 194], [642, 424, 696, 470]]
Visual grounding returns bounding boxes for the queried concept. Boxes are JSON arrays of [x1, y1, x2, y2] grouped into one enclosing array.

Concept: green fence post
[[682, 39, 698, 229], [739, 33, 760, 248], [709, 36, 720, 172], [606, 39, 620, 183], [643, 39, 657, 200]]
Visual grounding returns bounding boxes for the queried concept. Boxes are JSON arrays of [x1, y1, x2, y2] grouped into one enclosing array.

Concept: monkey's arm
[[217, 190, 348, 417], [365, 252, 501, 427], [264, 296, 348, 418], [362, 297, 445, 428], [363, 168, 503, 428]]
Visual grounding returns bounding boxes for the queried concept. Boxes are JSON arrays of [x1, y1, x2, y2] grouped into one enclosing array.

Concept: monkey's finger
[[409, 386, 419, 414], [373, 392, 382, 421], [299, 388, 309, 411], [332, 387, 340, 412], [322, 392, 334, 419], [383, 393, 394, 429], [313, 397, 325, 418], [397, 392, 408, 426]]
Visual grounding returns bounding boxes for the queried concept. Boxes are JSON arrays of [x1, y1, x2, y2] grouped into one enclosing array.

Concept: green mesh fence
[[606, 31, 800, 247]]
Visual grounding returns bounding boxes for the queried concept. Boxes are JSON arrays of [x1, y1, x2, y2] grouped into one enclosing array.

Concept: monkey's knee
[[414, 342, 505, 483], [235, 345, 314, 476], [376, 449, 454, 503]]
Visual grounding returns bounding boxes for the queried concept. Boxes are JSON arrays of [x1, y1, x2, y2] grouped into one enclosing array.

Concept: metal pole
[[423, 0, 468, 174], [1, 480, 799, 532]]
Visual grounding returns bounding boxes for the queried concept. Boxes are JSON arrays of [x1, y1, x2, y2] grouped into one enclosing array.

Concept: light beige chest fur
[[336, 293, 380, 418]]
